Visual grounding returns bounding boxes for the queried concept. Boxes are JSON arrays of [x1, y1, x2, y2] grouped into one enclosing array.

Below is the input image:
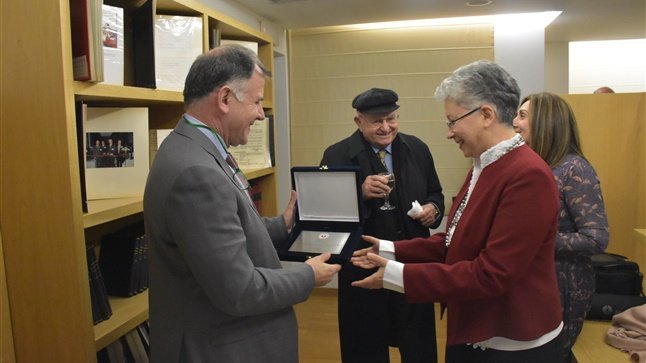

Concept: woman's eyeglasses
[[446, 106, 481, 129]]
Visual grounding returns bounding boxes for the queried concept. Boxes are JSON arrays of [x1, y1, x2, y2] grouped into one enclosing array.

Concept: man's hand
[[411, 203, 440, 227], [351, 253, 389, 289], [305, 252, 342, 286], [361, 174, 391, 200], [282, 190, 298, 232]]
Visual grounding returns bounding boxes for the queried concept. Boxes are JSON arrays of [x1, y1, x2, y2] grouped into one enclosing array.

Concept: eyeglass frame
[[225, 154, 251, 191], [446, 106, 481, 129], [230, 167, 251, 191]]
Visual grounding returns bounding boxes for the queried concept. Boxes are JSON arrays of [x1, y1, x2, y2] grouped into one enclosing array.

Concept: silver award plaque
[[288, 230, 350, 254]]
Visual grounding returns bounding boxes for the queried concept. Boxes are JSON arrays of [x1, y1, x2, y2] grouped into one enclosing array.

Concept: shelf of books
[[2, 0, 277, 360], [94, 291, 149, 351], [79, 0, 278, 357]]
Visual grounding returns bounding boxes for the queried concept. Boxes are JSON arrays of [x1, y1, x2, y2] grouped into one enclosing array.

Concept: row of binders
[[87, 243, 112, 324], [100, 223, 149, 298], [87, 222, 149, 325], [69, 0, 258, 90], [97, 321, 150, 363]]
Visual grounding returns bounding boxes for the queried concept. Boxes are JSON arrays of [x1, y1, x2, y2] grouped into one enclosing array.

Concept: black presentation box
[[278, 166, 364, 264]]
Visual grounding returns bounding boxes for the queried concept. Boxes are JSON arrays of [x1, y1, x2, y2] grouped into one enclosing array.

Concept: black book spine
[[141, 235, 149, 291], [99, 222, 145, 297], [75, 101, 88, 213], [132, 0, 156, 89], [86, 245, 100, 324], [87, 244, 112, 324]]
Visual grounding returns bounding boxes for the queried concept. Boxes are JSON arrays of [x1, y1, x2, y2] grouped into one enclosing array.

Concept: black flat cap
[[352, 88, 400, 114]]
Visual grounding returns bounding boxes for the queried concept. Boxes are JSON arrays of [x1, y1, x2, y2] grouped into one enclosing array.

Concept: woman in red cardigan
[[351, 60, 564, 363]]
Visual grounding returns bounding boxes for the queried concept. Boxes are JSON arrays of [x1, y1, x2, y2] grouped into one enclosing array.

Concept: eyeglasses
[[225, 153, 251, 191], [231, 168, 251, 191], [446, 106, 481, 129]]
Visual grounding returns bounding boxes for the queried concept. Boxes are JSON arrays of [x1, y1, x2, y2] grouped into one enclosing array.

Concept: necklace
[[445, 134, 524, 247]]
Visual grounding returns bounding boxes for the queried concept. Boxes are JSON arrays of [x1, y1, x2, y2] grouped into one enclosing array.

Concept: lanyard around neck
[[183, 117, 229, 152], [183, 117, 251, 191]]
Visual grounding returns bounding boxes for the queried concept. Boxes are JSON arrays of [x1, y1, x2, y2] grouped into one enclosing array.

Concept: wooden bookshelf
[[1, 0, 276, 361], [74, 82, 183, 104], [246, 166, 275, 180], [82, 166, 276, 228], [94, 291, 149, 351], [84, 197, 144, 228]]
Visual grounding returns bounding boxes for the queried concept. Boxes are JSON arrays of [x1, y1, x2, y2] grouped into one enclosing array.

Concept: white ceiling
[[231, 0, 645, 42]]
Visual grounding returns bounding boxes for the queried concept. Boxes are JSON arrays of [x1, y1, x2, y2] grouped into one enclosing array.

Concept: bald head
[[593, 86, 615, 94]]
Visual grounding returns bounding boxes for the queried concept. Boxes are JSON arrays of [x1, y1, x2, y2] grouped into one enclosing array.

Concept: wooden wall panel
[[1, 232, 16, 363], [1, 0, 95, 360], [291, 24, 493, 55], [562, 93, 646, 258], [290, 49, 493, 79], [289, 24, 493, 211]]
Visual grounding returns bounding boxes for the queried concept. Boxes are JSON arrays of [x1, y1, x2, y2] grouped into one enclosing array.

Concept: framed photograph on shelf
[[84, 107, 149, 200]]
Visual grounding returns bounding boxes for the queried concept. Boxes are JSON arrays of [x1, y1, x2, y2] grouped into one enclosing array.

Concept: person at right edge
[[514, 92, 610, 363], [320, 87, 445, 363], [351, 60, 564, 363]]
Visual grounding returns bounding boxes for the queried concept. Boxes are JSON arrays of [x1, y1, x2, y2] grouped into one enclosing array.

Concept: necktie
[[377, 149, 387, 169], [225, 153, 240, 172]]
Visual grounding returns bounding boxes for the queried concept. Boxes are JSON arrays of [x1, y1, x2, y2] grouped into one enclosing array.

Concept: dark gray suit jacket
[[144, 118, 314, 362]]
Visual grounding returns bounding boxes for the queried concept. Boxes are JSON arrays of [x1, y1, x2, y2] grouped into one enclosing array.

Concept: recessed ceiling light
[[466, 0, 493, 6]]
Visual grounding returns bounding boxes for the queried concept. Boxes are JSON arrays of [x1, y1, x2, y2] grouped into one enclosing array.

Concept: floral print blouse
[[552, 154, 609, 255]]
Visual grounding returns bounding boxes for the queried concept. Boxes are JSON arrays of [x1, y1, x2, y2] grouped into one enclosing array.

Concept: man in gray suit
[[144, 44, 341, 363]]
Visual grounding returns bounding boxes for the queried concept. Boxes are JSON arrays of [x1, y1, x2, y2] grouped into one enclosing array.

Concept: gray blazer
[[144, 118, 314, 362]]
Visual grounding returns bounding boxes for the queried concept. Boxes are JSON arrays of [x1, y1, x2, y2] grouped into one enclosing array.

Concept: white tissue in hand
[[407, 200, 423, 218]]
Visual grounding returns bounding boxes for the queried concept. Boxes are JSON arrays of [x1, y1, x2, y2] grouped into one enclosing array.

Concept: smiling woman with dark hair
[[514, 92, 609, 363]]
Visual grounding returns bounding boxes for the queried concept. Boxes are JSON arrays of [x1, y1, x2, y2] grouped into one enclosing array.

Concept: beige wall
[[545, 41, 569, 94], [288, 23, 494, 210], [288, 27, 646, 266]]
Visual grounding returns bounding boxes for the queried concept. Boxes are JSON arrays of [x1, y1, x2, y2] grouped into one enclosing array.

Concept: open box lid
[[280, 166, 364, 263], [292, 166, 363, 224]]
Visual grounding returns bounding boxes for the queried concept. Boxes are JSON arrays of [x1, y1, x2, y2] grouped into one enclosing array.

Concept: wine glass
[[378, 172, 396, 210]]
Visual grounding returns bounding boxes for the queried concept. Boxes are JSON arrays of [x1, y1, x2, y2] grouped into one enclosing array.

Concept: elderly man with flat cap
[[321, 87, 445, 363]]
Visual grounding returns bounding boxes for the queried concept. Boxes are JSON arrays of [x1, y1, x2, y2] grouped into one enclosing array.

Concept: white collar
[[474, 133, 524, 170]]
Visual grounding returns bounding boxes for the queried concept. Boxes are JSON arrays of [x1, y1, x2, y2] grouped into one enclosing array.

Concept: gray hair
[[434, 60, 520, 126], [183, 43, 271, 107]]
